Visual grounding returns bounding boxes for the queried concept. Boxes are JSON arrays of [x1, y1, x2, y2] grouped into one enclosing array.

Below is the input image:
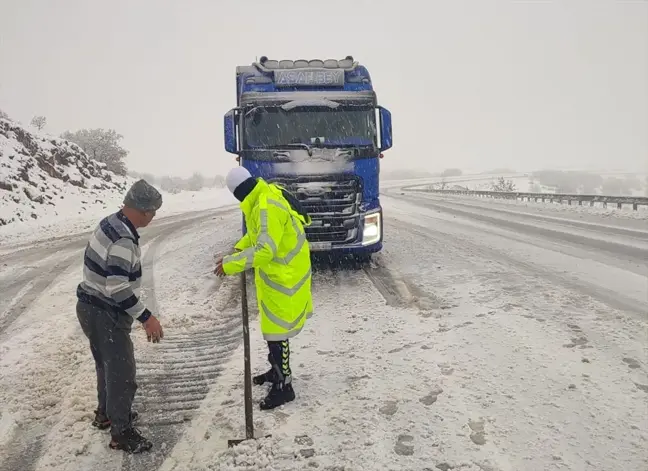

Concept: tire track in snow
[[0, 259, 84, 471], [121, 291, 242, 471], [0, 209, 239, 471], [0, 424, 46, 471], [120, 216, 243, 471], [362, 260, 413, 308], [0, 281, 34, 327], [0, 251, 79, 339], [311, 255, 441, 311]]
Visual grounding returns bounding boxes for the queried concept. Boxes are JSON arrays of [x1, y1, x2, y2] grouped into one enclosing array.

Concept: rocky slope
[[0, 118, 131, 227]]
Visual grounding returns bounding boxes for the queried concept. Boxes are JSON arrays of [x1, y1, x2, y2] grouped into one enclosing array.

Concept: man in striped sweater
[[76, 179, 164, 454]]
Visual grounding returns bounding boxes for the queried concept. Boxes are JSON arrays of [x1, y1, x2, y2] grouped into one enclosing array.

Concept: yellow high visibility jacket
[[222, 178, 313, 341]]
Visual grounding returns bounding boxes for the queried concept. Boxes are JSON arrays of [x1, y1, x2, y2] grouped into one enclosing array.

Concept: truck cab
[[223, 56, 393, 259]]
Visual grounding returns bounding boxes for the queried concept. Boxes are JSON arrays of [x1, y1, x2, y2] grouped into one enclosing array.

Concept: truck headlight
[[362, 212, 381, 245]]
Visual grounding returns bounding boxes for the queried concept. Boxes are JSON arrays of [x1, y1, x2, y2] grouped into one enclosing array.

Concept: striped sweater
[[77, 210, 152, 322]]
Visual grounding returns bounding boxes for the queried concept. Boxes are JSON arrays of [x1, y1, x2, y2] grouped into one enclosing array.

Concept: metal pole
[[240, 270, 254, 439]]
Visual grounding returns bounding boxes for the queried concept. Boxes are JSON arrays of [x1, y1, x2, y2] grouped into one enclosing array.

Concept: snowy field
[[381, 174, 527, 191], [0, 179, 647, 471], [398, 185, 648, 222]]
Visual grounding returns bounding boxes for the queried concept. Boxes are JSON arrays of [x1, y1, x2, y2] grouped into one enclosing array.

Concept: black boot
[[259, 380, 296, 410], [254, 351, 282, 385], [253, 368, 277, 385], [260, 340, 295, 409], [92, 409, 139, 430], [109, 427, 152, 453]]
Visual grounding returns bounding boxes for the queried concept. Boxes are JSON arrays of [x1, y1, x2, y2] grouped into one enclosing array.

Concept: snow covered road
[[0, 206, 241, 471], [0, 188, 647, 471], [384, 190, 648, 318]]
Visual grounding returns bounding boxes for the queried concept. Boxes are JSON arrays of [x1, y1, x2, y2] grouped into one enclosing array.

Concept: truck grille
[[268, 175, 362, 244]]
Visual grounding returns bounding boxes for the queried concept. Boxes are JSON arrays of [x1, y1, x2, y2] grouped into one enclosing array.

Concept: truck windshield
[[243, 105, 377, 149]]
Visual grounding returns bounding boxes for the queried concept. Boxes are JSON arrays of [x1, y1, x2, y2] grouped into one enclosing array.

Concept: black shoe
[[259, 382, 295, 410], [253, 369, 276, 386], [109, 427, 152, 454], [92, 410, 139, 430]]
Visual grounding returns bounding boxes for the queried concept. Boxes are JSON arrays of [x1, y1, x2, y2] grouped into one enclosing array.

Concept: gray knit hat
[[123, 179, 163, 212]]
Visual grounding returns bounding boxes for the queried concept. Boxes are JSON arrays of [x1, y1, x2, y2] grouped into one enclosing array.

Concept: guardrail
[[401, 187, 648, 211]]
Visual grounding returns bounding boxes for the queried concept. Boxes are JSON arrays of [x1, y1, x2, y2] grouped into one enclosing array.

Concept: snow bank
[[0, 117, 236, 248]]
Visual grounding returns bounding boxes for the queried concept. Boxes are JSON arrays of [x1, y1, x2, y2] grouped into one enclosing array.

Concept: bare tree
[[0, 109, 8, 120], [491, 177, 517, 192], [61, 128, 129, 175], [209, 175, 225, 188], [429, 177, 448, 190], [186, 172, 205, 191], [159, 175, 183, 194], [30, 116, 47, 131]]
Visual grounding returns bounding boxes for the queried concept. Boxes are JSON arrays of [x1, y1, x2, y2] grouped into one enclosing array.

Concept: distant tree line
[[531, 170, 644, 196], [129, 171, 225, 193], [5, 109, 645, 198], [440, 168, 463, 178]]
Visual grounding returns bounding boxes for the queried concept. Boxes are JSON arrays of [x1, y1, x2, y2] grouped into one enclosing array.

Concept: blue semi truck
[[223, 56, 393, 259]]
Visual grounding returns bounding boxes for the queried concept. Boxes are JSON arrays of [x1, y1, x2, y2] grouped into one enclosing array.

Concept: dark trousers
[[76, 300, 137, 435], [267, 340, 291, 384]]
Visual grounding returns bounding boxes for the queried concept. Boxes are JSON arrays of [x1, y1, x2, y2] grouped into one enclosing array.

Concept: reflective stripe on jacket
[[222, 178, 313, 341]]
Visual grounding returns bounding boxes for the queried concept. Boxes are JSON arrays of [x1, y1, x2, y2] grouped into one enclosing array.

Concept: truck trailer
[[223, 56, 393, 259]]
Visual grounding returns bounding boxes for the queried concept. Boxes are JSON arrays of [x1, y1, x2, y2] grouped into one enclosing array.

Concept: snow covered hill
[[0, 117, 237, 248], [0, 117, 133, 228]]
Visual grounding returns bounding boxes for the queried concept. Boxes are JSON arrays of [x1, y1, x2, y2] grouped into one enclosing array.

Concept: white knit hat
[[226, 166, 252, 194]]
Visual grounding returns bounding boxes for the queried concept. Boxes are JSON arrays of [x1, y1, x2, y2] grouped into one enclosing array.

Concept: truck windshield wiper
[[266, 143, 313, 156], [313, 143, 375, 149]]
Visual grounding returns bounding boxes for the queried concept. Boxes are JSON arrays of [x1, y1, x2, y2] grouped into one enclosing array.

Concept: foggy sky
[[1, 0, 646, 178]]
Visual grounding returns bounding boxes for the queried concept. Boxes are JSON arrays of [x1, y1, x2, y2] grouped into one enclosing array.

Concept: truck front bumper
[[308, 209, 383, 255]]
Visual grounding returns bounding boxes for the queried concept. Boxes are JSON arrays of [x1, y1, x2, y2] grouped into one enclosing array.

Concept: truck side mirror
[[378, 106, 392, 152], [224, 108, 239, 154]]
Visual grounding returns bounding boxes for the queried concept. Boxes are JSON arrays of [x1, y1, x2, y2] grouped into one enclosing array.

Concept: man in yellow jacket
[[215, 166, 313, 410]]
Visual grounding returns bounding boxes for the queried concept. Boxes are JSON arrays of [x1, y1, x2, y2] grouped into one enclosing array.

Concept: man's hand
[[144, 315, 164, 343], [214, 258, 226, 277]]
